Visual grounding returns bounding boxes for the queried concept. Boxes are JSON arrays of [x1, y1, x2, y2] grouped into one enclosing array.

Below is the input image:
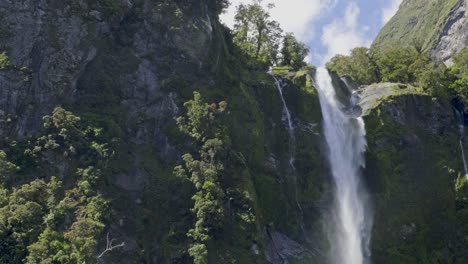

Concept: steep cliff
[[433, 0, 468, 63], [0, 1, 327, 263], [2, 0, 468, 263], [372, 0, 468, 63], [359, 84, 468, 262], [369, 4, 468, 260]]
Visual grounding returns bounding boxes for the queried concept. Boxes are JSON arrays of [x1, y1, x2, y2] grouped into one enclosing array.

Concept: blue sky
[[221, 0, 402, 65]]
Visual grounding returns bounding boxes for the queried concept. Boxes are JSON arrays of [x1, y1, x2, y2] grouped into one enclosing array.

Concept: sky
[[220, 0, 403, 65]]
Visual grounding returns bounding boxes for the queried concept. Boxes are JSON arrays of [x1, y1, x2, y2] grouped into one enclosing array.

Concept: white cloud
[[220, 0, 335, 43], [381, 0, 402, 25], [320, 2, 372, 64]]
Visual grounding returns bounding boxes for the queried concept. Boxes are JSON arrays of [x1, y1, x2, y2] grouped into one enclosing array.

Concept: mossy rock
[[363, 92, 468, 262]]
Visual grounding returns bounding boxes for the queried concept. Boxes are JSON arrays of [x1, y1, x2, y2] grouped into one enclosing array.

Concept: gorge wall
[[0, 1, 327, 263], [0, 0, 467, 263]]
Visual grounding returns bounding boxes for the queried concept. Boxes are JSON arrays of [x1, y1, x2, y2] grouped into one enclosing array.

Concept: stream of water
[[272, 76, 306, 238], [454, 108, 468, 179], [315, 67, 373, 264]]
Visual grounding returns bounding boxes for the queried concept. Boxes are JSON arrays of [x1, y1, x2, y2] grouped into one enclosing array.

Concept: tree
[[26, 107, 112, 169], [415, 63, 449, 97], [326, 47, 378, 85], [348, 47, 379, 84], [452, 48, 468, 72], [233, 0, 283, 66], [448, 48, 468, 102], [174, 92, 228, 264], [373, 47, 421, 83], [326, 55, 353, 78], [0, 150, 18, 182], [281, 33, 309, 70], [0, 108, 112, 263]]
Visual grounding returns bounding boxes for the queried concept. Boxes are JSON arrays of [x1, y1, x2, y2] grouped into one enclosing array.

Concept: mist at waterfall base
[[315, 68, 373, 264]]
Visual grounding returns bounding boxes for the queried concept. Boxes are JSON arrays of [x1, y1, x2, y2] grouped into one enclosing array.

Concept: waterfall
[[272, 76, 306, 236], [314, 67, 372, 264], [459, 139, 468, 179], [454, 108, 468, 179], [273, 77, 296, 168]]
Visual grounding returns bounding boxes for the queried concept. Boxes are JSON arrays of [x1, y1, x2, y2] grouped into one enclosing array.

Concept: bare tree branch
[[97, 232, 125, 259]]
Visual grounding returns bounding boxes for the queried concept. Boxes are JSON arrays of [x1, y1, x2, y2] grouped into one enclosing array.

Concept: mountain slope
[[372, 0, 461, 62]]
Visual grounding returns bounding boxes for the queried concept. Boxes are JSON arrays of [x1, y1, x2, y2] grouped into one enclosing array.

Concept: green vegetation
[[280, 33, 309, 70], [448, 48, 468, 102], [233, 0, 283, 67], [174, 92, 228, 264], [0, 51, 32, 80], [0, 107, 112, 263], [0, 51, 11, 70], [327, 47, 379, 84], [364, 94, 467, 263], [326, 46, 468, 100], [372, 0, 459, 52], [159, 17, 323, 260], [326, 47, 430, 86], [231, 0, 309, 70], [373, 47, 428, 83]]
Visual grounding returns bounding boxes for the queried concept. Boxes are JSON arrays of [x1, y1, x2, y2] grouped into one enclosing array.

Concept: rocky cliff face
[[359, 83, 468, 262], [368, 1, 468, 258], [2, 1, 467, 263], [0, 1, 216, 262], [372, 0, 468, 63], [0, 1, 329, 263], [0, 0, 213, 140], [433, 0, 468, 63]]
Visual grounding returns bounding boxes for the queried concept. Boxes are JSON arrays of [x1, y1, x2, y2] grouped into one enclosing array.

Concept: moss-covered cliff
[[1, 0, 468, 263], [372, 0, 467, 62], [360, 84, 468, 263], [0, 1, 328, 263]]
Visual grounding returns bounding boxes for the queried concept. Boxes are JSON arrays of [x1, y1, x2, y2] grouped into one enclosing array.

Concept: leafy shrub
[[327, 47, 378, 85], [0, 108, 112, 263], [0, 51, 11, 70], [174, 92, 228, 264]]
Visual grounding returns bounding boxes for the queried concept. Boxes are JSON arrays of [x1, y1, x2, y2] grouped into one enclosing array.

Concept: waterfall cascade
[[314, 68, 373, 264], [454, 108, 468, 179], [273, 77, 296, 168], [459, 139, 468, 179], [272, 76, 306, 237]]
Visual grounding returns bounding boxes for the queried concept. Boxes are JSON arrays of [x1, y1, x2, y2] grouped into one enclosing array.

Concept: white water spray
[[314, 68, 372, 264]]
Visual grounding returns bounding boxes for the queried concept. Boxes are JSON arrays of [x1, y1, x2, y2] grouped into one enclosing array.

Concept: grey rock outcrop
[[433, 0, 468, 64], [0, 0, 102, 138], [358, 83, 453, 133], [357, 83, 417, 116], [264, 230, 311, 264]]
